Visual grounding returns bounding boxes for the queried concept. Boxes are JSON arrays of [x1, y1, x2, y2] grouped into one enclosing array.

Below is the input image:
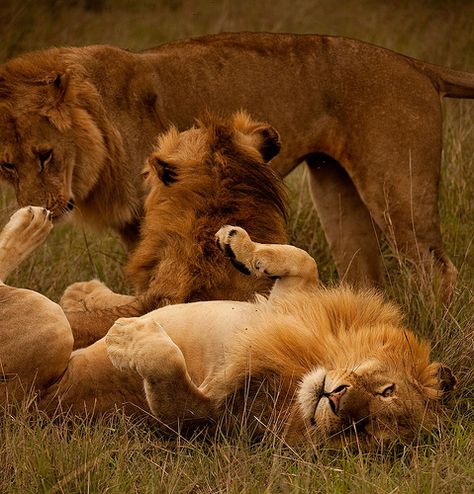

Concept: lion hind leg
[[0, 206, 53, 282], [60, 279, 135, 312], [106, 317, 215, 428], [215, 225, 319, 296]]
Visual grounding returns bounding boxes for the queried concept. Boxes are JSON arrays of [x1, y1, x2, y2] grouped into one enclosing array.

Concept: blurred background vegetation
[[0, 1, 473, 493], [1, 0, 473, 66]]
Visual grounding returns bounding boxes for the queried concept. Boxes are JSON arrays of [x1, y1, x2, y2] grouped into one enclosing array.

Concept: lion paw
[[1, 206, 52, 250], [215, 224, 317, 283], [215, 225, 257, 276], [215, 225, 281, 278], [0, 207, 53, 278], [60, 279, 112, 312], [106, 317, 186, 380]]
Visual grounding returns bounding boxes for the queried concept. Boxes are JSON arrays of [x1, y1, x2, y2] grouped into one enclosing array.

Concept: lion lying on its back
[[61, 111, 287, 348], [0, 208, 455, 447]]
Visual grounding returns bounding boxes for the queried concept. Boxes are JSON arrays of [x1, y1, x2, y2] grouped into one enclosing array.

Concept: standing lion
[[1, 33, 473, 294]]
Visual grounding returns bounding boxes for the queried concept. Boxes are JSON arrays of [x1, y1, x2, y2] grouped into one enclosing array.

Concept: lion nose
[[325, 385, 348, 414]]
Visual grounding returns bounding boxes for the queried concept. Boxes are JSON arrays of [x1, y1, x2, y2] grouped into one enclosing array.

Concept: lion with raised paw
[[0, 208, 455, 447], [60, 111, 287, 348]]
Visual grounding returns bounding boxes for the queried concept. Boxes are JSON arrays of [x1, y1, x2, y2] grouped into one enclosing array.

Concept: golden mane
[[211, 287, 433, 402], [0, 47, 139, 231], [127, 112, 288, 303], [60, 111, 289, 349]]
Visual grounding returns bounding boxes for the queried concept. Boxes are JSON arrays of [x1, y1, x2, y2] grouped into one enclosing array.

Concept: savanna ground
[[0, 0, 473, 492]]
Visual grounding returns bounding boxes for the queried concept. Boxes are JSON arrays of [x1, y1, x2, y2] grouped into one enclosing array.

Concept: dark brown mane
[[127, 112, 288, 312], [206, 116, 286, 214]]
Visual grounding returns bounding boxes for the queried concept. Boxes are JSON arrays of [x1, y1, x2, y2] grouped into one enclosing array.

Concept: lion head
[[126, 110, 287, 301], [0, 48, 140, 232], [296, 358, 455, 445]]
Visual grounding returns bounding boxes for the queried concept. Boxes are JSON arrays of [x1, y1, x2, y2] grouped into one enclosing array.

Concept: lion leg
[[0, 206, 53, 281], [345, 112, 457, 301], [0, 286, 73, 404], [0, 208, 72, 404], [60, 279, 141, 350], [306, 156, 384, 287], [106, 317, 216, 429], [60, 279, 135, 312], [63, 299, 143, 350], [216, 225, 319, 297]]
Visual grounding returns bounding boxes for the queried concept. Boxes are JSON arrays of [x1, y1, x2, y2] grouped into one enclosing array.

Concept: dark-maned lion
[[0, 33, 473, 294], [60, 111, 287, 348], [0, 207, 455, 447]]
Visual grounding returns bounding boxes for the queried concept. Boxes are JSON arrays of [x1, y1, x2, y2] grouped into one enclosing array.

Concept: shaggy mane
[[210, 287, 433, 403]]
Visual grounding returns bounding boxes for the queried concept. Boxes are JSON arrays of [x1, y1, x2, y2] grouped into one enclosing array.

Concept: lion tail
[[408, 58, 474, 99]]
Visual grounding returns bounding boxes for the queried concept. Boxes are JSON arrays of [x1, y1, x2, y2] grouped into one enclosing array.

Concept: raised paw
[[215, 225, 281, 278], [215, 224, 319, 285], [0, 206, 53, 279], [2, 206, 52, 245], [215, 225, 256, 276], [106, 317, 186, 380]]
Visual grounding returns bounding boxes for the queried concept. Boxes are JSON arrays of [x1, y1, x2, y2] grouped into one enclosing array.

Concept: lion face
[[0, 109, 76, 220], [0, 67, 108, 223], [297, 360, 455, 445]]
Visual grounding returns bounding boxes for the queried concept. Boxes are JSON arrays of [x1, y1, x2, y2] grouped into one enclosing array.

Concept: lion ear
[[421, 362, 456, 399], [231, 111, 281, 163], [147, 155, 178, 186], [52, 72, 70, 102], [43, 72, 72, 130], [253, 124, 281, 162]]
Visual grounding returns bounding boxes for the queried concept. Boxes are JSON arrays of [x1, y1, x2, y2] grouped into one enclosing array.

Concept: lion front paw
[[215, 225, 318, 283], [215, 225, 257, 276], [106, 317, 186, 380], [60, 279, 113, 312], [0, 207, 53, 279], [215, 225, 280, 278]]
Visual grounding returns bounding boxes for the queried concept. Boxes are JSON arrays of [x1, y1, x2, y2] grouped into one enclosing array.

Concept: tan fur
[[207, 287, 444, 444], [1, 34, 473, 294], [60, 112, 287, 348], [104, 227, 455, 445], [0, 212, 454, 446]]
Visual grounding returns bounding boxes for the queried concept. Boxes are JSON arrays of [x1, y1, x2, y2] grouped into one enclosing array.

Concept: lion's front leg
[[106, 317, 216, 429], [0, 206, 53, 282], [216, 225, 319, 297]]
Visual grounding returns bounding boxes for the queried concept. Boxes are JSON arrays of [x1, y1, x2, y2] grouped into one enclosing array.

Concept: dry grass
[[1, 1, 474, 492]]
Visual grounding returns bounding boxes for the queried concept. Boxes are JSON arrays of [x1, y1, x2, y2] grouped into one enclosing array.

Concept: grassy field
[[1, 1, 474, 492]]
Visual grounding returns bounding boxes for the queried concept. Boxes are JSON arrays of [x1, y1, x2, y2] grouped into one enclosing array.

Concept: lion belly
[[139, 300, 259, 386], [38, 300, 258, 415]]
